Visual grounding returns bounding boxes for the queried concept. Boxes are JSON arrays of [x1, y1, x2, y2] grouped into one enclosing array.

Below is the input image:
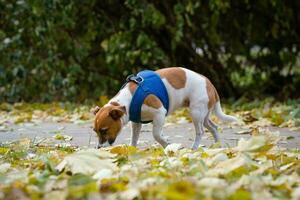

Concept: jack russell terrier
[[92, 67, 237, 149]]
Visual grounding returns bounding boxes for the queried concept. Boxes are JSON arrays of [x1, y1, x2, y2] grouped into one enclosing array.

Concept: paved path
[[0, 121, 299, 149]]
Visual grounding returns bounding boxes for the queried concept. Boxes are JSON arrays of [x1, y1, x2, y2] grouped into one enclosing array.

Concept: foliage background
[[1, 0, 300, 102]]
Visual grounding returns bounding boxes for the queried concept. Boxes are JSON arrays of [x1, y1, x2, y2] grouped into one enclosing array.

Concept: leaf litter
[[0, 129, 299, 199], [0, 99, 299, 199]]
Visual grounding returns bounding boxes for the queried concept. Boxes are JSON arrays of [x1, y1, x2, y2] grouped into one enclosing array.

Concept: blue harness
[[123, 70, 169, 123]]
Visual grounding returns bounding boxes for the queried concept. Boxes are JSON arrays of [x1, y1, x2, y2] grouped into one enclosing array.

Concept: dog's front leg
[[130, 122, 141, 146], [152, 111, 169, 148]]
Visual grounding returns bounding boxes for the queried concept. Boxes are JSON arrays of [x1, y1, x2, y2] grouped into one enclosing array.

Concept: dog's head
[[92, 103, 126, 148]]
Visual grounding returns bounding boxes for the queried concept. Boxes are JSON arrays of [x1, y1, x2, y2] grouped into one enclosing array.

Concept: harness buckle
[[126, 74, 144, 84]]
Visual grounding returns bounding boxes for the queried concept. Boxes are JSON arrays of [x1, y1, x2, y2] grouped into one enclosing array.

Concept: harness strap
[[124, 70, 169, 123]]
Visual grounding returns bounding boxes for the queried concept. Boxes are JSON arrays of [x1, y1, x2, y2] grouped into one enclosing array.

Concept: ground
[[1, 120, 300, 149], [0, 102, 300, 199]]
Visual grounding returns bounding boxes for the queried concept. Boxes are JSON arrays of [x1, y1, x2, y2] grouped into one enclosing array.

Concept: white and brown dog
[[93, 67, 237, 149]]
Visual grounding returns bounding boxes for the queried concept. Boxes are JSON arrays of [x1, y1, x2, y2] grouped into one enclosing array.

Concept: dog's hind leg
[[208, 118, 218, 130], [204, 113, 220, 142], [190, 104, 208, 150]]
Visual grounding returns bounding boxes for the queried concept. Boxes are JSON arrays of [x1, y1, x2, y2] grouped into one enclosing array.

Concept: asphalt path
[[0, 121, 299, 149]]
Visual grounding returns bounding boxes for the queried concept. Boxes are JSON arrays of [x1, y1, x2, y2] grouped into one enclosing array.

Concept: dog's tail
[[213, 101, 238, 122]]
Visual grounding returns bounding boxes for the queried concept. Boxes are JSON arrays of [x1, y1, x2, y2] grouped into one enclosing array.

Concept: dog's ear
[[109, 106, 126, 120], [91, 106, 101, 115]]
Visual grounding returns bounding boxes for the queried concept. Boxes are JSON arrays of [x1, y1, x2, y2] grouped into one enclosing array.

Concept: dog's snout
[[108, 138, 115, 145]]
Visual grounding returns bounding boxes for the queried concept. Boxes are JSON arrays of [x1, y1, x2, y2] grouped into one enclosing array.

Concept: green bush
[[0, 0, 299, 102]]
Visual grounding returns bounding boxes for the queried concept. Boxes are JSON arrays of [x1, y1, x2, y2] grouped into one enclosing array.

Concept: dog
[[92, 67, 237, 149]]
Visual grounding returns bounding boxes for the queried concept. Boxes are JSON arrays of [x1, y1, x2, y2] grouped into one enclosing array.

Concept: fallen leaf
[[0, 163, 11, 173], [235, 129, 251, 135], [56, 149, 116, 175], [235, 136, 272, 152], [164, 143, 182, 156], [53, 133, 73, 141], [93, 168, 113, 181], [286, 136, 295, 140], [110, 145, 138, 156]]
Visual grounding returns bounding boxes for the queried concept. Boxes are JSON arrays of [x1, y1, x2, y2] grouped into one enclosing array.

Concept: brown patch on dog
[[127, 81, 161, 109], [109, 105, 126, 120], [156, 67, 186, 89], [91, 106, 101, 115], [93, 105, 125, 145], [110, 101, 120, 106], [205, 78, 219, 109], [128, 82, 137, 94], [144, 94, 162, 109]]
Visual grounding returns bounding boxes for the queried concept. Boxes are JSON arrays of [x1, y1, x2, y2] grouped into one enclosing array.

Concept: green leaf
[[68, 174, 98, 198], [229, 189, 251, 200]]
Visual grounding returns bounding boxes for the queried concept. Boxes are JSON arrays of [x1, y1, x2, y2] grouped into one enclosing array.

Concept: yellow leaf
[[110, 145, 137, 156], [163, 180, 196, 200]]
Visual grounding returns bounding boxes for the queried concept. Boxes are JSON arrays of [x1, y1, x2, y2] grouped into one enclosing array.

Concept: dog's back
[[156, 67, 213, 114]]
